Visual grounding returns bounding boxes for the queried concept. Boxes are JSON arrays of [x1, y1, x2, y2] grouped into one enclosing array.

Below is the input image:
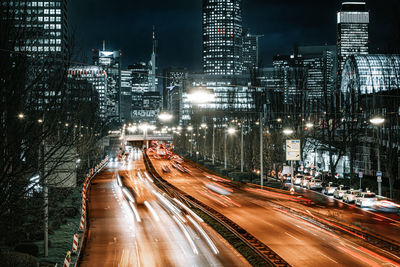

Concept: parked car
[[301, 176, 312, 188], [307, 178, 323, 190], [333, 185, 350, 199], [355, 192, 377, 207], [324, 182, 338, 195], [281, 175, 292, 187], [342, 189, 361, 203], [294, 174, 303, 185]]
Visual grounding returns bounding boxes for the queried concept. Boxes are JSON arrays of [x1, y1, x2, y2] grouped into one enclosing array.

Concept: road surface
[[79, 151, 249, 267], [149, 152, 400, 267]]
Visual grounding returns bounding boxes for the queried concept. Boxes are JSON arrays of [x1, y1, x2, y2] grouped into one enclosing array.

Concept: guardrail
[[60, 156, 109, 267], [143, 152, 290, 267]]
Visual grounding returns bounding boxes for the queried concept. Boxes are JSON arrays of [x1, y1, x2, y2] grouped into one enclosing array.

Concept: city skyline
[[70, 0, 399, 70]]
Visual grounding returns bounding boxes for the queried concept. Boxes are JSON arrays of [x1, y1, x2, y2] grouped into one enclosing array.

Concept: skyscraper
[[202, 0, 243, 75], [92, 47, 121, 123], [242, 29, 262, 74], [337, 1, 369, 75], [3, 0, 69, 57]]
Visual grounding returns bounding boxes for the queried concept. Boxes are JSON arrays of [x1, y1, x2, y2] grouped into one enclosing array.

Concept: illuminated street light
[[370, 115, 385, 196], [305, 122, 313, 128], [158, 112, 173, 121], [18, 113, 25, 119], [187, 125, 194, 156], [187, 89, 215, 104], [370, 116, 385, 125], [283, 128, 294, 135], [127, 125, 137, 133], [38, 119, 43, 124], [227, 127, 236, 134], [201, 123, 207, 128]]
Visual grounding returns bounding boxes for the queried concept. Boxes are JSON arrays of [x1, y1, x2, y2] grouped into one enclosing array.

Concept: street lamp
[[283, 128, 294, 135], [127, 125, 137, 133], [139, 123, 155, 149], [18, 113, 25, 119], [201, 123, 207, 160], [224, 127, 235, 169], [370, 116, 385, 196], [158, 112, 173, 122], [187, 89, 215, 104], [187, 126, 193, 157], [305, 122, 313, 128], [283, 128, 295, 192]]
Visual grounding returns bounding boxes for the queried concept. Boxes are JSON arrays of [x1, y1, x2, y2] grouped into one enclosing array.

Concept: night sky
[[69, 0, 399, 71]]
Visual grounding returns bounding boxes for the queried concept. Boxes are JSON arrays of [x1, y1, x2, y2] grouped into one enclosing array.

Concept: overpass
[[124, 134, 173, 141], [107, 133, 173, 141]]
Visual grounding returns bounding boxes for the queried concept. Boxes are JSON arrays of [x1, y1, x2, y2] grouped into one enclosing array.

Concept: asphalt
[[149, 153, 400, 267], [78, 151, 249, 267]]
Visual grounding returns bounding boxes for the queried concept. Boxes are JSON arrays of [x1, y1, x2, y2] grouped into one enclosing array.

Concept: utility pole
[[260, 112, 263, 188], [212, 123, 215, 165], [240, 123, 244, 172]]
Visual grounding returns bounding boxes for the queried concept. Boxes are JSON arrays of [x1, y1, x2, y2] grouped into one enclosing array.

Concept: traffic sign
[[376, 171, 382, 177], [377, 176, 382, 182], [286, 140, 301, 161], [358, 172, 363, 179]]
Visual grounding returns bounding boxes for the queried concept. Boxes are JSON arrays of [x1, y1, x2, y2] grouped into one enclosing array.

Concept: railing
[[60, 156, 109, 267]]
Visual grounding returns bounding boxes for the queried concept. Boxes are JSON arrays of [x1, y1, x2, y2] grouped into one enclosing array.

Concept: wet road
[[150, 153, 400, 267], [79, 151, 249, 267]]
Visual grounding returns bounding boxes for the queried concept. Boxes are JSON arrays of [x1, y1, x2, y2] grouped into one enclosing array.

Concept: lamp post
[[201, 123, 207, 160], [283, 128, 295, 192], [224, 127, 236, 169], [370, 116, 385, 196], [260, 112, 264, 188], [212, 122, 215, 165], [187, 126, 193, 157], [240, 122, 244, 172]]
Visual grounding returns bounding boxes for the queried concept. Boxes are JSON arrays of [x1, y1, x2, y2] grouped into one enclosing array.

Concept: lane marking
[[285, 232, 301, 242], [317, 251, 338, 264]]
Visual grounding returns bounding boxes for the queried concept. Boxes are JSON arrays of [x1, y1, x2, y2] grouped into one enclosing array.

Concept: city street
[[148, 152, 400, 267], [79, 151, 249, 267]]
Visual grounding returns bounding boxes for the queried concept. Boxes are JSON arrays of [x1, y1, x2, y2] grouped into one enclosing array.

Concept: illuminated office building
[[202, 0, 243, 75], [337, 1, 369, 75], [341, 55, 400, 96], [67, 66, 107, 119], [92, 48, 122, 123], [242, 29, 261, 73], [3, 0, 69, 57]]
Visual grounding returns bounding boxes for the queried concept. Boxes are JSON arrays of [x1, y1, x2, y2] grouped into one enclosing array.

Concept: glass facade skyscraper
[[337, 1, 369, 75], [202, 0, 243, 75], [2, 0, 68, 57]]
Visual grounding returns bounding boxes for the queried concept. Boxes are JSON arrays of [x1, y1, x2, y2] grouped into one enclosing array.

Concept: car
[[333, 185, 350, 199], [372, 197, 400, 212], [307, 178, 323, 190], [342, 189, 361, 203], [300, 176, 312, 187], [161, 165, 171, 173], [355, 192, 377, 207], [281, 175, 292, 187], [294, 174, 304, 185], [324, 182, 338, 195]]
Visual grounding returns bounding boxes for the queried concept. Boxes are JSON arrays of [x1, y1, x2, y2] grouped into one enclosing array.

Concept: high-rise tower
[[150, 26, 158, 92], [202, 0, 243, 75], [337, 2, 369, 75]]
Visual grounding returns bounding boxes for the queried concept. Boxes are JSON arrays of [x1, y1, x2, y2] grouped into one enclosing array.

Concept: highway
[[79, 151, 249, 267], [149, 152, 400, 267]]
